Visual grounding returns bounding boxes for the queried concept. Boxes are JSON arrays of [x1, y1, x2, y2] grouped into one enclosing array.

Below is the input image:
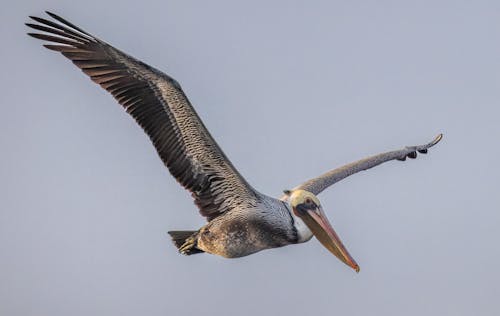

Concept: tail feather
[[168, 230, 204, 255]]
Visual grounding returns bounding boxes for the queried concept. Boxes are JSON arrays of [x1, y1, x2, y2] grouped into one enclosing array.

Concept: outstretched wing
[[27, 12, 260, 220], [286, 134, 442, 196]]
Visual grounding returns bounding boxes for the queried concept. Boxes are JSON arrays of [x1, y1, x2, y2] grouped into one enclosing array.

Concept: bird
[[26, 11, 442, 272]]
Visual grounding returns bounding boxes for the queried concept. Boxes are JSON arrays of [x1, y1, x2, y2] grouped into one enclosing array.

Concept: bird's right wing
[[27, 12, 261, 220], [285, 134, 442, 196]]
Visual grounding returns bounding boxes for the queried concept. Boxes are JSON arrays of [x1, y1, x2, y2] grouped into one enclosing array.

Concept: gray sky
[[1, 1, 499, 315]]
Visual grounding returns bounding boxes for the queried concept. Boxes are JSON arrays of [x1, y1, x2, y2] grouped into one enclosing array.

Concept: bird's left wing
[[284, 134, 442, 197], [27, 12, 261, 220]]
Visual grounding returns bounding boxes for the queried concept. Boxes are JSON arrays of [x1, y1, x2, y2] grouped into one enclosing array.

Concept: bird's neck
[[288, 205, 313, 243]]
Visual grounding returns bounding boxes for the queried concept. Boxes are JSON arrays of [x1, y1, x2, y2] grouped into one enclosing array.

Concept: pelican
[[26, 12, 442, 272]]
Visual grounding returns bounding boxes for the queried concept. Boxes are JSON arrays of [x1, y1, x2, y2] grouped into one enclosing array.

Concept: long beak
[[299, 205, 360, 272]]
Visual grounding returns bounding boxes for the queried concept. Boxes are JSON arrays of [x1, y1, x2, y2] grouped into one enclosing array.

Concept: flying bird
[[26, 12, 442, 272]]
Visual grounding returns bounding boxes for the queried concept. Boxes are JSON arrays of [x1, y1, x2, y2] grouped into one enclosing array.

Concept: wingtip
[[45, 11, 64, 23], [431, 133, 443, 146]]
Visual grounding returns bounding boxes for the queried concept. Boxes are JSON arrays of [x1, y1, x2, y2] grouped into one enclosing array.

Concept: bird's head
[[285, 189, 360, 272]]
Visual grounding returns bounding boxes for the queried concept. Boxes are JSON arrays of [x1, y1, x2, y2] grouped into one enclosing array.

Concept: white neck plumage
[[289, 208, 313, 243]]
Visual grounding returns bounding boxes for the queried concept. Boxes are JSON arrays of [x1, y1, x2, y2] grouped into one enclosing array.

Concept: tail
[[167, 230, 204, 255]]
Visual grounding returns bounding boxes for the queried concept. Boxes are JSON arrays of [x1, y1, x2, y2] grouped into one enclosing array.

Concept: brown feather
[[26, 12, 260, 220]]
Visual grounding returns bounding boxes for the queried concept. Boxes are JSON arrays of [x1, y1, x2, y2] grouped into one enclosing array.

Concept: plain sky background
[[1, 1, 499, 315]]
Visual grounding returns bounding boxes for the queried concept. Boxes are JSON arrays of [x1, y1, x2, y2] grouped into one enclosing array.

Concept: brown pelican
[[26, 12, 442, 272]]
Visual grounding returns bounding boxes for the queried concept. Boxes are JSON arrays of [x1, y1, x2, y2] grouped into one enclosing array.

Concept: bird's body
[[194, 197, 296, 258], [27, 12, 442, 272]]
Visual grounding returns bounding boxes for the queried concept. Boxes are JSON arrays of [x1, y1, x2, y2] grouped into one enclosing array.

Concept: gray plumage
[[27, 12, 260, 221], [289, 134, 443, 196], [26, 12, 442, 261]]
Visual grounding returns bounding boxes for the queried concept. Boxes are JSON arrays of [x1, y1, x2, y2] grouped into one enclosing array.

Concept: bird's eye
[[305, 198, 312, 204]]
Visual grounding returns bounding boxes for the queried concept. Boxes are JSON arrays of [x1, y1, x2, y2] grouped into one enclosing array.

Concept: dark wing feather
[[27, 12, 260, 220], [285, 134, 442, 197]]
